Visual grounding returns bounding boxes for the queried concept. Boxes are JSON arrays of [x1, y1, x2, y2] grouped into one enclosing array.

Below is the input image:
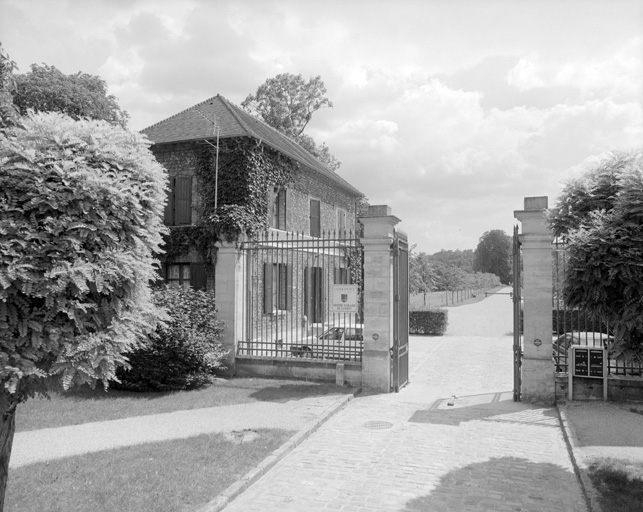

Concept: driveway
[[219, 288, 587, 512]]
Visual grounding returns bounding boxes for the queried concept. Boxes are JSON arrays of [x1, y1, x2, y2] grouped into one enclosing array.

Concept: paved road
[[221, 289, 587, 512]]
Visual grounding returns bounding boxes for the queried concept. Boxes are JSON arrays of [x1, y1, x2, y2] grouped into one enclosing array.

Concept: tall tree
[[549, 149, 643, 354], [242, 73, 341, 171], [0, 43, 20, 128], [473, 230, 512, 284], [12, 63, 129, 127], [0, 111, 166, 505]]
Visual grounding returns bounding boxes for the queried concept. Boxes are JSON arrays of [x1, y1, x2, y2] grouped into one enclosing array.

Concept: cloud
[[2, 0, 641, 253], [507, 56, 545, 90]]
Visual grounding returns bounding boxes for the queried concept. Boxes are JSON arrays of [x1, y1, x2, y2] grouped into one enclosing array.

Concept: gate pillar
[[359, 205, 401, 393], [515, 197, 554, 403], [215, 240, 246, 376]]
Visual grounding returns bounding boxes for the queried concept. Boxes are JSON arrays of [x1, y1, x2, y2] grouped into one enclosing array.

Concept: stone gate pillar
[[215, 241, 246, 376], [359, 205, 400, 393], [515, 197, 554, 403]]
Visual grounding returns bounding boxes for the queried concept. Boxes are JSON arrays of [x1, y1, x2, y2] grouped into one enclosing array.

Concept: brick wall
[[151, 140, 361, 238], [288, 167, 359, 235]]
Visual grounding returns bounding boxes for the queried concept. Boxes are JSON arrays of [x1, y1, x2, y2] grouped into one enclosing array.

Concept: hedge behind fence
[[410, 309, 448, 336]]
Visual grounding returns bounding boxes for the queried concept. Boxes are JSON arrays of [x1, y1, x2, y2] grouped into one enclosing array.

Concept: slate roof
[[141, 95, 363, 197]]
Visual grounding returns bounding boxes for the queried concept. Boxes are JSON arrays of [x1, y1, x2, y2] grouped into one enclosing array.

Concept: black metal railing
[[553, 238, 643, 376], [238, 229, 364, 362]]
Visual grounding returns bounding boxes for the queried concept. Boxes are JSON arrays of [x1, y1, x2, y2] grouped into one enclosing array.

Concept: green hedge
[[114, 286, 228, 391], [409, 309, 448, 336]]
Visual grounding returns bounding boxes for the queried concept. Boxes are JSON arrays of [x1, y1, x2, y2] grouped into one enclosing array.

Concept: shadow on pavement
[[403, 456, 582, 511], [249, 383, 353, 402], [409, 392, 559, 428]]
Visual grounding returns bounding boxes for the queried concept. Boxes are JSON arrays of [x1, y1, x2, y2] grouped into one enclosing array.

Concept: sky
[[1, 0, 641, 254]]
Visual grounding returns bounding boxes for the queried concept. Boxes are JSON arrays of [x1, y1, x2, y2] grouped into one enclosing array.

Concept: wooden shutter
[[286, 264, 293, 311], [269, 188, 277, 228], [263, 263, 273, 314], [334, 267, 348, 285], [164, 178, 175, 225], [278, 189, 287, 230], [174, 176, 192, 225], [310, 199, 320, 237], [285, 189, 292, 232], [190, 263, 207, 291]]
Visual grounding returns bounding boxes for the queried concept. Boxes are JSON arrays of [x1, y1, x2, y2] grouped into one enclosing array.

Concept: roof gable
[[141, 95, 363, 197]]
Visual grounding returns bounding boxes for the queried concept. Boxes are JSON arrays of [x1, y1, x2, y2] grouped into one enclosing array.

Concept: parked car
[[552, 331, 612, 372], [291, 324, 364, 361]]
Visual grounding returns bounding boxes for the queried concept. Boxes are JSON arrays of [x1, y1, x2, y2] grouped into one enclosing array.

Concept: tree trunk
[[0, 391, 18, 511]]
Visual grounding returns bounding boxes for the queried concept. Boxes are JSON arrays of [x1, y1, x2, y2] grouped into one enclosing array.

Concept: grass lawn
[[8, 377, 350, 511], [587, 457, 643, 512], [5, 428, 292, 512], [16, 377, 346, 432]]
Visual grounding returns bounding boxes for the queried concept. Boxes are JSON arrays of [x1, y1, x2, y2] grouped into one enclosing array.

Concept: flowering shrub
[[115, 286, 228, 391]]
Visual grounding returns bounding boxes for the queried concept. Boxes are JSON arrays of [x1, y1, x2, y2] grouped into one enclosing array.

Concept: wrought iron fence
[[553, 238, 643, 376], [238, 229, 364, 362]]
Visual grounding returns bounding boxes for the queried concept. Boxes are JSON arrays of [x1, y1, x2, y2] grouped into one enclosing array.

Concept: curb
[[556, 403, 603, 512], [196, 389, 359, 512]]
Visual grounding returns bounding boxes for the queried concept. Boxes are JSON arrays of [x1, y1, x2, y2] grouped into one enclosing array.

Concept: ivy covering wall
[[161, 137, 297, 267]]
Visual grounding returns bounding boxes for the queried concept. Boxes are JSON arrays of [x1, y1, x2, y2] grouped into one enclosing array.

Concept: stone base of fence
[[555, 374, 643, 402], [235, 357, 362, 387]]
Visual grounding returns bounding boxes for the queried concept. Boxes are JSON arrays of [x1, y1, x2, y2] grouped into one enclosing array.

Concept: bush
[[409, 309, 448, 336], [115, 286, 228, 391]]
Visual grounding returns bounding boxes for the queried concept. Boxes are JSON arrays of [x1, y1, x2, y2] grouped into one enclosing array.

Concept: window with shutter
[[334, 267, 349, 284], [270, 188, 287, 230], [174, 176, 192, 225], [309, 198, 321, 237], [190, 263, 207, 291], [263, 263, 291, 313], [304, 266, 323, 323], [336, 209, 346, 235], [164, 176, 193, 226]]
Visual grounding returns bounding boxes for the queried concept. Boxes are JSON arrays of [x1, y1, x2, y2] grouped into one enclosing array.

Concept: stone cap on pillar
[[515, 196, 551, 237], [524, 196, 548, 210], [364, 205, 390, 217], [359, 204, 401, 239]]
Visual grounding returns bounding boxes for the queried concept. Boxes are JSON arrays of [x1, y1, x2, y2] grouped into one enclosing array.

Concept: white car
[[291, 325, 364, 361]]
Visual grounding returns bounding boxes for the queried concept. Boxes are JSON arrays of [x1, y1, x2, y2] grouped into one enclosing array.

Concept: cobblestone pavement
[[222, 291, 588, 512]]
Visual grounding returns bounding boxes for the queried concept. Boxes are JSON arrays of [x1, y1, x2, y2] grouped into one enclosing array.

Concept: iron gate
[[512, 225, 522, 401], [392, 230, 409, 392], [238, 230, 364, 362]]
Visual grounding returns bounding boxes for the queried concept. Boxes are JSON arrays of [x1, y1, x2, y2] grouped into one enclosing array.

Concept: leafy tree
[[242, 73, 341, 171], [473, 230, 512, 284], [427, 249, 474, 272], [0, 111, 167, 505], [409, 250, 437, 295], [0, 43, 20, 129], [12, 63, 129, 127], [549, 149, 643, 353]]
